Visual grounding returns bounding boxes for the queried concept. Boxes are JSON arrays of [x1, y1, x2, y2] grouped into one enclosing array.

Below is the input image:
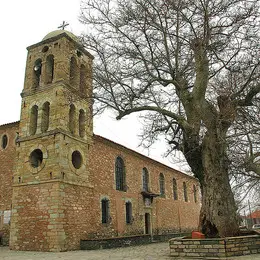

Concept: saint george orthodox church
[[0, 29, 200, 251]]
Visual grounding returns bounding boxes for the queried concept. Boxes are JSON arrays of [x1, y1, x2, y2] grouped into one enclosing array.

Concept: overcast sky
[[0, 0, 189, 171]]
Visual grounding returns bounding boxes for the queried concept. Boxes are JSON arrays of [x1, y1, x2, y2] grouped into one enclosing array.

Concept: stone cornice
[[17, 128, 91, 145]]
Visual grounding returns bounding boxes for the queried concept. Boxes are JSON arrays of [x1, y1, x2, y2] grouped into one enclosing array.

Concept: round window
[[42, 46, 49, 53], [72, 150, 82, 169], [30, 149, 43, 168], [1, 134, 8, 149]]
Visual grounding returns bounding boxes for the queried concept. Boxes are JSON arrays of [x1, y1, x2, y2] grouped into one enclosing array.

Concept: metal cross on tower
[[58, 21, 69, 30]]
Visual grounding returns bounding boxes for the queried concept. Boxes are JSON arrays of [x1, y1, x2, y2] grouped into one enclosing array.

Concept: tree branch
[[237, 83, 260, 106], [116, 105, 190, 130]]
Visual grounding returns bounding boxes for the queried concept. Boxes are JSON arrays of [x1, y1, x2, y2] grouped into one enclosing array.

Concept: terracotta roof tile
[[0, 121, 20, 129]]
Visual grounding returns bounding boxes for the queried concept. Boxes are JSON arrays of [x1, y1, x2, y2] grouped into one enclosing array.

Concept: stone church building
[[0, 30, 200, 251]]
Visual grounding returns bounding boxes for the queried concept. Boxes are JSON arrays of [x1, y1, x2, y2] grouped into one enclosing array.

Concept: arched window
[[46, 55, 54, 84], [159, 173, 165, 197], [79, 109, 86, 138], [172, 178, 178, 200], [29, 105, 38, 135], [69, 56, 78, 88], [193, 184, 197, 203], [183, 182, 188, 202], [1, 134, 8, 149], [101, 198, 110, 224], [79, 64, 86, 95], [115, 156, 125, 191], [32, 59, 42, 89], [69, 104, 76, 134], [125, 201, 132, 224], [142, 168, 149, 192], [41, 102, 50, 133]]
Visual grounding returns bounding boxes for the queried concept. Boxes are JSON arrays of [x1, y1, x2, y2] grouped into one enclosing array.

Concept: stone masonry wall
[[169, 235, 260, 258], [9, 30, 94, 251]]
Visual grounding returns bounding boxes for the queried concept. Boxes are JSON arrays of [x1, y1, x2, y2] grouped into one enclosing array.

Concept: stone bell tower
[[10, 30, 95, 251]]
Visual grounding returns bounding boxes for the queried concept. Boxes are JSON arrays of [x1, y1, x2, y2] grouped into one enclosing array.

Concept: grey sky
[[0, 0, 187, 171]]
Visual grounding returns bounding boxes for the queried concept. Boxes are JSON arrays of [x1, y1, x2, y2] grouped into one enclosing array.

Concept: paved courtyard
[[0, 242, 260, 260]]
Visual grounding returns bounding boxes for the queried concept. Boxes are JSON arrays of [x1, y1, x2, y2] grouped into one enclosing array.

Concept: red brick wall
[[10, 180, 98, 251], [0, 122, 19, 210], [62, 184, 96, 250], [10, 182, 67, 251], [0, 122, 19, 244], [88, 135, 200, 238]]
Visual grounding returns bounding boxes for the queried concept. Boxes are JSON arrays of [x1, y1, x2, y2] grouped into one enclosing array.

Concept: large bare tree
[[79, 0, 260, 237]]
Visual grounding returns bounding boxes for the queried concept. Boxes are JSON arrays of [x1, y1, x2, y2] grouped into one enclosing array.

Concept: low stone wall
[[81, 235, 152, 250], [169, 234, 260, 258], [81, 232, 190, 250], [225, 235, 260, 257]]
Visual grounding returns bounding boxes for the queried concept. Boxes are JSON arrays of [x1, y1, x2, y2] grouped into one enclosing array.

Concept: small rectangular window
[[3, 210, 11, 224], [101, 199, 109, 224], [193, 185, 197, 203], [125, 202, 132, 224], [0, 211, 3, 229], [173, 178, 178, 200], [159, 173, 165, 197], [142, 168, 149, 192], [183, 182, 188, 202]]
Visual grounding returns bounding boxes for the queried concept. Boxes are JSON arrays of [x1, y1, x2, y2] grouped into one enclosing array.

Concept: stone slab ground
[[1, 242, 260, 260]]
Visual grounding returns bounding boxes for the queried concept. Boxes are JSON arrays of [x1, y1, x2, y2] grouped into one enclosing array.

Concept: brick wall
[[0, 122, 19, 245], [88, 135, 200, 239], [10, 182, 67, 251], [62, 183, 95, 251]]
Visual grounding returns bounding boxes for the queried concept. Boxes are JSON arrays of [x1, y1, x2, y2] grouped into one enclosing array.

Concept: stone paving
[[0, 243, 260, 260]]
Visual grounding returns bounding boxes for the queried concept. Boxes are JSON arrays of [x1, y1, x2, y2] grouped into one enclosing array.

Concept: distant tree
[[80, 0, 260, 237]]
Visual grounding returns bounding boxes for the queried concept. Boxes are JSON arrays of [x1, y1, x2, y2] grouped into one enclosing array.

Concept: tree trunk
[[198, 130, 239, 237]]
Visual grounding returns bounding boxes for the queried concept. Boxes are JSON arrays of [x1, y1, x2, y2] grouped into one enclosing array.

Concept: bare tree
[[79, 0, 260, 237]]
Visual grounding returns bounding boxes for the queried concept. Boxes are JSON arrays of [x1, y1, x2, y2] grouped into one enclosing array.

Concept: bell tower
[[10, 30, 94, 251]]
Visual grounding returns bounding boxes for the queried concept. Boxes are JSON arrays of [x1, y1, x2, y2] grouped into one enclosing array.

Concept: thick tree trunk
[[198, 130, 239, 237]]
